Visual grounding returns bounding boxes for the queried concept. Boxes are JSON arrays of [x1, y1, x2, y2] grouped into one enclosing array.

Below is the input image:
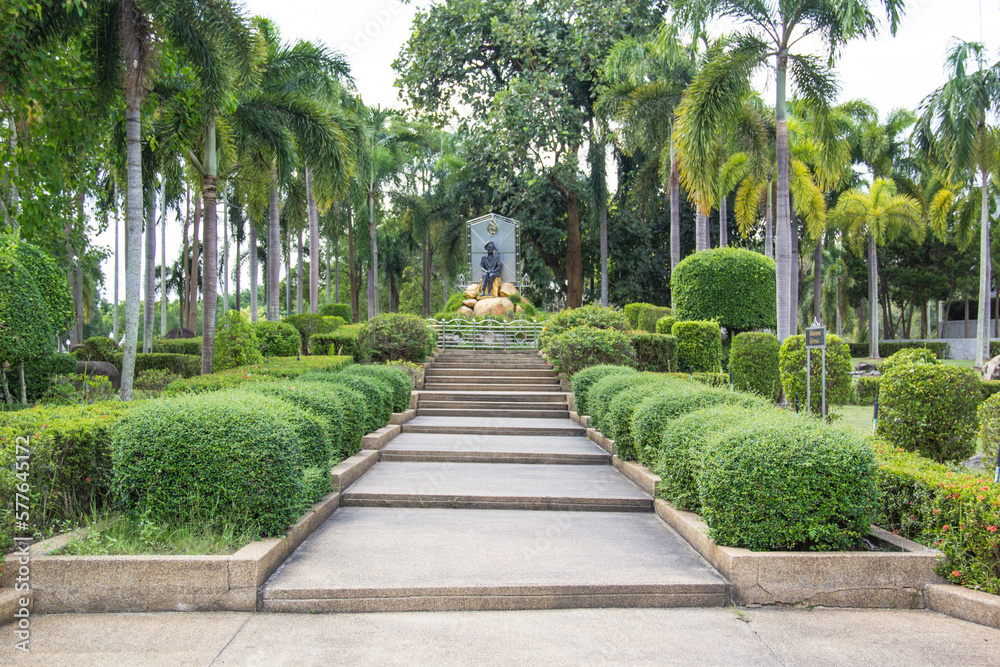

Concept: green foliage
[[624, 302, 655, 328], [133, 354, 201, 378], [570, 364, 636, 416], [778, 334, 853, 410], [979, 394, 1000, 471], [340, 364, 413, 413], [22, 353, 78, 402], [671, 248, 777, 333], [0, 235, 74, 335], [538, 306, 631, 349], [983, 380, 1000, 401], [284, 313, 343, 354], [241, 383, 343, 466], [310, 330, 365, 359], [672, 320, 722, 372], [252, 321, 302, 357], [729, 332, 781, 402], [879, 347, 939, 376], [213, 311, 263, 371], [848, 341, 948, 358], [852, 376, 880, 405], [313, 374, 393, 434], [75, 337, 120, 363], [876, 363, 981, 463], [638, 306, 670, 333], [630, 333, 677, 372], [602, 377, 671, 460], [545, 326, 637, 377], [358, 313, 432, 363], [700, 414, 878, 551], [152, 338, 203, 356], [655, 314, 676, 335], [588, 372, 646, 433], [444, 292, 468, 311], [133, 369, 181, 397], [319, 303, 353, 321], [0, 252, 54, 365], [112, 392, 305, 536], [162, 356, 352, 396]]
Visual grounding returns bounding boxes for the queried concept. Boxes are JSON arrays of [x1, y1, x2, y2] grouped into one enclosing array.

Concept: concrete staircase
[[261, 350, 727, 612]]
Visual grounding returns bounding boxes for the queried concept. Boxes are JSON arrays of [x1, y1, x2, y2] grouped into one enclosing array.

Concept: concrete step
[[417, 408, 569, 419], [379, 433, 610, 464], [425, 368, 556, 378], [420, 383, 565, 393], [414, 391, 568, 404], [417, 400, 568, 411], [341, 461, 649, 511], [402, 416, 585, 436], [425, 375, 559, 384], [262, 507, 727, 612]]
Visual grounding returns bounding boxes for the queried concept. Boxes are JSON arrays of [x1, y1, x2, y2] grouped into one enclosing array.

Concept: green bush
[[852, 376, 880, 405], [656, 404, 756, 512], [444, 292, 468, 312], [213, 311, 263, 371], [978, 394, 1000, 471], [876, 363, 981, 463], [318, 374, 393, 434], [602, 377, 671, 460], [728, 332, 781, 402], [700, 415, 877, 550], [672, 320, 722, 372], [638, 306, 670, 333], [588, 372, 645, 433], [624, 303, 655, 329], [161, 356, 352, 396], [284, 313, 343, 354], [22, 353, 78, 402], [319, 303, 353, 322], [112, 392, 306, 536], [358, 313, 432, 363], [242, 383, 344, 465], [655, 314, 676, 335], [133, 353, 201, 378], [671, 247, 776, 333], [152, 337, 202, 356], [879, 347, 939, 376], [538, 306, 630, 349], [310, 330, 365, 359], [849, 340, 949, 359], [74, 337, 120, 363], [545, 326, 637, 377], [570, 365, 636, 416], [341, 364, 413, 413], [982, 380, 1000, 400], [778, 334, 852, 411], [253, 321, 302, 357], [630, 333, 677, 373]]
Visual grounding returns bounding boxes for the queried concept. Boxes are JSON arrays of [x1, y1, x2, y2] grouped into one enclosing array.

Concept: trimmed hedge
[[253, 321, 302, 357], [879, 347, 939, 376], [241, 383, 343, 466], [728, 332, 781, 402], [152, 337, 202, 356], [655, 314, 676, 336], [132, 353, 201, 378], [310, 330, 364, 358], [570, 365, 636, 416], [670, 247, 776, 333], [340, 364, 413, 413], [357, 313, 432, 363], [319, 303, 353, 321], [111, 392, 306, 536], [984, 380, 1000, 400], [624, 303, 655, 329], [602, 377, 670, 460], [74, 337, 120, 363], [700, 414, 878, 551], [284, 314, 344, 354], [672, 320, 722, 373], [778, 334, 852, 411], [162, 356, 352, 396], [22, 353, 78, 402], [638, 306, 671, 333], [848, 340, 949, 359], [663, 371, 730, 388], [630, 333, 677, 373], [314, 374, 393, 434], [538, 306, 630, 350], [876, 363, 981, 463], [588, 372, 646, 433], [546, 326, 636, 377]]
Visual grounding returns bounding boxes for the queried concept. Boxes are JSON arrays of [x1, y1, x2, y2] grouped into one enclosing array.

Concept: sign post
[[804, 319, 828, 417]]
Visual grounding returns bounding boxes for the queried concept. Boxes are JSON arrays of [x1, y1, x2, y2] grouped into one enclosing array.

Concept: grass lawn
[[830, 404, 874, 435], [54, 515, 258, 556]]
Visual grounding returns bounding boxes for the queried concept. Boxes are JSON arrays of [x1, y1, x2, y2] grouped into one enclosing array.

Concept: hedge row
[[162, 356, 352, 396], [848, 341, 949, 359]]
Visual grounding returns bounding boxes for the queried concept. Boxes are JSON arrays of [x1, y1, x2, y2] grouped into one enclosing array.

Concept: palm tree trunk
[[121, 1, 144, 400], [306, 167, 320, 314], [4, 110, 18, 234], [789, 222, 799, 335], [249, 222, 258, 321], [977, 168, 991, 366], [200, 117, 219, 375], [719, 194, 728, 248], [325, 243, 331, 305], [836, 276, 843, 336], [235, 232, 241, 313], [563, 185, 584, 308], [296, 227, 304, 315], [222, 188, 229, 315], [423, 231, 433, 315], [765, 177, 774, 259], [669, 130, 681, 273], [187, 197, 201, 332], [65, 222, 78, 346], [285, 228, 291, 317], [695, 210, 707, 252], [160, 182, 166, 336], [180, 187, 189, 330], [869, 233, 880, 358], [813, 237, 822, 321], [144, 180, 157, 353], [334, 234, 340, 303], [774, 51, 792, 342], [113, 197, 119, 339], [600, 197, 609, 306], [266, 171, 280, 321], [349, 208, 358, 322]]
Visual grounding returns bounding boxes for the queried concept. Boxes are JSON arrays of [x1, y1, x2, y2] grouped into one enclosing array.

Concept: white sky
[[97, 0, 1000, 304]]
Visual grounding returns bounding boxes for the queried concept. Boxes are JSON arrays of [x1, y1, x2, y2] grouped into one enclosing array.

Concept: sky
[[97, 0, 1000, 305]]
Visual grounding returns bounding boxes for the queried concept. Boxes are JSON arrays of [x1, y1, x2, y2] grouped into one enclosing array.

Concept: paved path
[[4, 607, 998, 665]]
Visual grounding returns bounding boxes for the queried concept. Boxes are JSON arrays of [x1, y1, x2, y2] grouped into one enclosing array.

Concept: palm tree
[[916, 39, 1000, 366], [832, 179, 925, 358], [672, 0, 904, 341]]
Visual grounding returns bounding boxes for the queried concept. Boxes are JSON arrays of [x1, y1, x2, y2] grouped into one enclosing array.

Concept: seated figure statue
[[479, 241, 504, 297]]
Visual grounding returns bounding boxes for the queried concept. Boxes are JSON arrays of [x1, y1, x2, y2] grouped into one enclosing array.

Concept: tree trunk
[[695, 210, 707, 251], [669, 131, 681, 273], [335, 233, 340, 303], [121, 0, 144, 400], [266, 170, 280, 321], [326, 243, 331, 305], [113, 197, 119, 340], [563, 184, 584, 308], [965, 295, 970, 338], [390, 272, 399, 313], [296, 227, 304, 315], [765, 177, 774, 259], [977, 167, 991, 366], [775, 50, 792, 343], [235, 231, 241, 313], [789, 221, 799, 335], [222, 188, 229, 315], [422, 230, 433, 315], [367, 178, 378, 319], [180, 187, 189, 330], [306, 166, 320, 313], [869, 233, 880, 358], [65, 222, 78, 346], [719, 194, 728, 248], [4, 110, 19, 234], [920, 300, 927, 339], [349, 208, 358, 322], [836, 277, 843, 336], [285, 227, 291, 317], [249, 222, 258, 321], [186, 197, 201, 332], [160, 182, 166, 336], [200, 116, 219, 376], [144, 179, 157, 352], [813, 237, 822, 322]]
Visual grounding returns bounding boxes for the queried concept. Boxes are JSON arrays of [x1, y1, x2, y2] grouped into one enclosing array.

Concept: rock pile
[[457, 282, 524, 316]]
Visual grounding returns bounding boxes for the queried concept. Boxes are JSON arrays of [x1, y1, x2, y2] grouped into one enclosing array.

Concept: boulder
[[983, 355, 1000, 381], [462, 299, 478, 309], [76, 360, 121, 390], [854, 362, 878, 373], [166, 327, 196, 339], [463, 283, 480, 299], [473, 297, 514, 317], [499, 282, 519, 298], [458, 305, 475, 315], [515, 305, 523, 314]]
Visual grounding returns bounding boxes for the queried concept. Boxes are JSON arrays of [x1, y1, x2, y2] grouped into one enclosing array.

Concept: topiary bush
[[672, 320, 722, 372], [700, 414, 878, 550], [131, 353, 201, 378], [876, 363, 981, 463], [286, 377, 367, 456], [624, 303, 655, 329], [319, 303, 353, 322], [340, 364, 413, 413], [242, 382, 344, 466], [22, 353, 79, 402], [538, 306, 630, 349], [111, 392, 306, 536], [671, 247, 776, 334], [655, 314, 676, 336], [545, 326, 637, 377], [310, 330, 365, 359], [728, 332, 781, 402], [602, 377, 671, 460], [358, 313, 432, 363], [879, 347, 939, 376], [570, 365, 636, 416], [284, 314, 343, 354], [638, 306, 671, 333], [778, 334, 852, 411], [152, 337, 203, 356], [630, 333, 677, 372], [253, 321, 302, 357], [588, 372, 646, 433], [213, 311, 263, 371], [319, 374, 394, 434]]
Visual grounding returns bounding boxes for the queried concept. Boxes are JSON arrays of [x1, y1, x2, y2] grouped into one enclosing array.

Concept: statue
[[479, 241, 504, 297]]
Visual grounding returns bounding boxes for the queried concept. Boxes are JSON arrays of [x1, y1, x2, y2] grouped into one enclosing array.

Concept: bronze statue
[[479, 241, 503, 297]]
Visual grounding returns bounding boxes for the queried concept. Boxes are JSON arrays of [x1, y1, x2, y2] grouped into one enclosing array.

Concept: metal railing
[[426, 318, 540, 350]]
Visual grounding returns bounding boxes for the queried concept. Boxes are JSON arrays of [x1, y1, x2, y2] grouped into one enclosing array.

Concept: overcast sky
[[97, 0, 1000, 304]]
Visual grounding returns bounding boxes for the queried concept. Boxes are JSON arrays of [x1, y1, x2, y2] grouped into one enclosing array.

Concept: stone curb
[[612, 457, 659, 497], [925, 583, 1000, 630], [330, 450, 380, 493], [361, 424, 401, 450], [389, 409, 417, 426]]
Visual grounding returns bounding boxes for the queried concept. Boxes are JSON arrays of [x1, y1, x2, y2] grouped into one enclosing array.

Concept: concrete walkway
[[4, 607, 999, 665]]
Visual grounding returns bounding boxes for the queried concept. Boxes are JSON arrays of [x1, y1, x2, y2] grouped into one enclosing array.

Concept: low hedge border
[[849, 341, 949, 359], [162, 356, 352, 396]]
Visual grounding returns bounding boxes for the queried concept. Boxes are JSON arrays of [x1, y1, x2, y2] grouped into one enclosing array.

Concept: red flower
[[988, 526, 997, 534], [952, 570, 961, 578], [942, 525, 950, 531], [977, 495, 985, 501], [85, 477, 91, 483]]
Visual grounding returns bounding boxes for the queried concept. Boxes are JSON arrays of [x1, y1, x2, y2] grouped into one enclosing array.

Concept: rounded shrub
[[545, 326, 636, 377], [213, 311, 263, 371], [630, 333, 677, 372], [877, 363, 981, 463], [75, 337, 121, 363], [879, 347, 939, 377], [340, 364, 413, 413], [111, 392, 306, 536], [324, 374, 393, 433], [603, 377, 671, 460], [729, 332, 781, 402], [672, 320, 722, 372], [699, 415, 878, 551], [655, 314, 676, 335], [538, 306, 630, 349], [242, 382, 344, 465], [570, 365, 636, 416], [638, 306, 670, 333], [358, 313, 432, 363], [671, 247, 776, 333], [778, 334, 852, 411], [624, 303, 655, 329], [588, 372, 648, 433], [656, 404, 756, 512], [286, 379, 367, 457], [253, 321, 301, 357], [978, 393, 1000, 471], [284, 313, 342, 354], [319, 303, 353, 322]]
